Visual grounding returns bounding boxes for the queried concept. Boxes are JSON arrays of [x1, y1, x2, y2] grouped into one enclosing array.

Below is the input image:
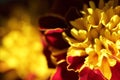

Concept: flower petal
[[51, 62, 78, 80], [67, 56, 87, 71], [45, 28, 69, 49], [111, 61, 120, 80], [79, 67, 105, 80], [99, 57, 111, 80]]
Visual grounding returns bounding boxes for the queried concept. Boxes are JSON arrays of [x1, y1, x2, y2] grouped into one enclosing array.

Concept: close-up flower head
[[0, 0, 120, 80], [62, 0, 120, 80]]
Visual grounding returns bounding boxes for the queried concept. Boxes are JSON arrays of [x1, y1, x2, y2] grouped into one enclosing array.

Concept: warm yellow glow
[[0, 8, 50, 80]]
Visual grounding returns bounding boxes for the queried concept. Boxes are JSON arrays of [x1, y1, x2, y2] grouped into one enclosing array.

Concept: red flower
[[51, 61, 78, 80], [45, 28, 69, 49], [79, 67, 106, 80], [111, 61, 120, 80], [67, 56, 87, 71]]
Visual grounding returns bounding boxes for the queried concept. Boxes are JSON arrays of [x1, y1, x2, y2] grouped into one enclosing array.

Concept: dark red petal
[[79, 67, 105, 80], [87, 69, 105, 80], [51, 66, 62, 80], [45, 28, 69, 49], [111, 61, 120, 80], [67, 56, 87, 71], [43, 47, 56, 68], [45, 28, 64, 34], [51, 62, 78, 80], [79, 67, 90, 80]]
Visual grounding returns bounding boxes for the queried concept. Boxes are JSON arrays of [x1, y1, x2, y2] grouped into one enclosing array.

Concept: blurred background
[[0, 0, 54, 80], [0, 0, 55, 25]]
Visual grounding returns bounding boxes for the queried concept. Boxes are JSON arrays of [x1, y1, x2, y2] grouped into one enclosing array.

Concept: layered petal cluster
[[63, 0, 120, 80]]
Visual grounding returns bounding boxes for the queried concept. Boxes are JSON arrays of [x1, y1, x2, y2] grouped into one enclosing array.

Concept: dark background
[[0, 0, 112, 26]]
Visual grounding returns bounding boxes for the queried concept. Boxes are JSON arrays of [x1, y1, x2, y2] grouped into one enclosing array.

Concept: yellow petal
[[85, 52, 98, 68], [89, 1, 96, 10], [70, 18, 85, 30], [94, 38, 102, 52], [71, 28, 87, 41], [99, 57, 112, 80], [105, 7, 115, 21], [116, 40, 120, 49], [101, 12, 109, 25], [107, 57, 116, 66], [87, 15, 95, 24], [67, 47, 86, 56], [111, 32, 118, 41], [98, 0, 105, 9], [78, 30, 87, 41], [82, 4, 89, 14], [104, 29, 111, 40], [90, 29, 98, 38], [87, 8, 93, 14], [71, 28, 79, 39], [106, 15, 120, 30], [114, 6, 120, 15]]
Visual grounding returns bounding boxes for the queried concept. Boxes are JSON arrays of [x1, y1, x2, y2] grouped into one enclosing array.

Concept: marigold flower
[[51, 61, 79, 80], [63, 0, 120, 80]]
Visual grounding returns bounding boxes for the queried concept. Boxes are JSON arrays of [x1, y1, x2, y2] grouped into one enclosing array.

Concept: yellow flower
[[63, 0, 120, 79]]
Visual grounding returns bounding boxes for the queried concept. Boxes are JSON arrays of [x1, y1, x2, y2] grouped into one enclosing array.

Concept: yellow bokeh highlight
[[0, 8, 52, 80]]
